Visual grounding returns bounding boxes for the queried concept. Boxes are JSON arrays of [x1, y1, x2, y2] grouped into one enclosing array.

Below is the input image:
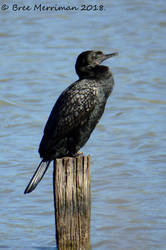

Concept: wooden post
[[53, 155, 91, 249]]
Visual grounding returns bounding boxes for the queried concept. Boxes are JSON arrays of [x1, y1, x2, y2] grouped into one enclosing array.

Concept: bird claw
[[73, 151, 83, 157]]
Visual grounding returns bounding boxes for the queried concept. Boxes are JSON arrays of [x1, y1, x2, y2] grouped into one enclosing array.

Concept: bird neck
[[76, 65, 112, 80]]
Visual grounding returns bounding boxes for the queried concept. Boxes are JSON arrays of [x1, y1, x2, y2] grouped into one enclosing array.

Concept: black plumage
[[24, 50, 118, 194]]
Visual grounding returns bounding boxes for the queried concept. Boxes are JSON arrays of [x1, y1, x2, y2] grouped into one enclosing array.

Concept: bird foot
[[73, 151, 83, 157]]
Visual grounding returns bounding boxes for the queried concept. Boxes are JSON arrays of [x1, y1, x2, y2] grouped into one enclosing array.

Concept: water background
[[1, 0, 166, 249]]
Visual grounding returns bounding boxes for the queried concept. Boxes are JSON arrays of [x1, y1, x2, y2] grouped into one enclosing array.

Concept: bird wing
[[43, 80, 99, 140]]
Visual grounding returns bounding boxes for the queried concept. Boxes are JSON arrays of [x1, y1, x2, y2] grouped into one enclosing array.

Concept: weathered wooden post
[[53, 155, 91, 249]]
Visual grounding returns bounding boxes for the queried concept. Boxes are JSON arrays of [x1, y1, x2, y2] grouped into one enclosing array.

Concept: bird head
[[75, 50, 118, 78]]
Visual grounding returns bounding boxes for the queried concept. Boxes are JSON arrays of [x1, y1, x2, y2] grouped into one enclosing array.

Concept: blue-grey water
[[1, 0, 166, 249]]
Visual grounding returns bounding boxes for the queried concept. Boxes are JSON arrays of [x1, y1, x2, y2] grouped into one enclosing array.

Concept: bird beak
[[102, 52, 118, 62], [95, 52, 118, 64]]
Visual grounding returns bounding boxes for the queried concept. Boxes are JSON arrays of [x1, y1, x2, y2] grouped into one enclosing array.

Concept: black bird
[[24, 50, 118, 194]]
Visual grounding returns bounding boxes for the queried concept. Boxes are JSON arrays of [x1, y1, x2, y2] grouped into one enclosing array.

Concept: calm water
[[1, 0, 166, 249]]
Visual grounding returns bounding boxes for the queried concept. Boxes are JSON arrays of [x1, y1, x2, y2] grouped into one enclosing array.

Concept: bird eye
[[96, 51, 103, 58]]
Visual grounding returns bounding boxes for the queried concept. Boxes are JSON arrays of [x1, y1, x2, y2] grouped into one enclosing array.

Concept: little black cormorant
[[24, 50, 118, 194]]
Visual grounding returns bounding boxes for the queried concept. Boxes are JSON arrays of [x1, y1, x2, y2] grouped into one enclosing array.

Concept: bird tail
[[24, 160, 51, 194]]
